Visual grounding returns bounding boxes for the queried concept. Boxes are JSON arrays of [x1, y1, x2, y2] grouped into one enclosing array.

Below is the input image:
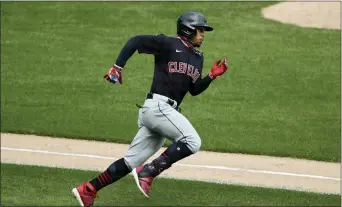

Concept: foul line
[[1, 147, 340, 181]]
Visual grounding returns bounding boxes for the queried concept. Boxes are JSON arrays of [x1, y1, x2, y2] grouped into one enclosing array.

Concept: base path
[[1, 133, 340, 194]]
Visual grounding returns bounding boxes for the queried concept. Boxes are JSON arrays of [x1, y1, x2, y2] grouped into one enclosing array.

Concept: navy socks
[[89, 141, 194, 191], [143, 141, 193, 178], [89, 158, 130, 191]]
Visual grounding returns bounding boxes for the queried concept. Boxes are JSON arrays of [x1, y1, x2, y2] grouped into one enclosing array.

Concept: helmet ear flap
[[177, 21, 197, 39], [189, 27, 197, 39]]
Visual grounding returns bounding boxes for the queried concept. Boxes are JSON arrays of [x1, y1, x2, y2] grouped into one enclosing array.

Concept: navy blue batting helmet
[[177, 12, 214, 38]]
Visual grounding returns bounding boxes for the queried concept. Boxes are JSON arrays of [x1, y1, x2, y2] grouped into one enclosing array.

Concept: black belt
[[146, 93, 181, 112]]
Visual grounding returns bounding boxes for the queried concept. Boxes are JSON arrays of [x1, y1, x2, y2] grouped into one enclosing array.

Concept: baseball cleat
[[72, 182, 97, 207], [132, 166, 154, 198]]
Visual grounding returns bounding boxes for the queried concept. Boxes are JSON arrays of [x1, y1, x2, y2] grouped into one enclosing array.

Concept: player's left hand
[[208, 58, 228, 79], [104, 65, 123, 84]]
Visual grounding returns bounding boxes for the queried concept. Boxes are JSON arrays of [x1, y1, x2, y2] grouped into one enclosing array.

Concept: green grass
[[1, 2, 340, 162], [1, 163, 340, 206]]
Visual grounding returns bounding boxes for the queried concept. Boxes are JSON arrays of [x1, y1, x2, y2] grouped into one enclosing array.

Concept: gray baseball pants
[[123, 93, 201, 170]]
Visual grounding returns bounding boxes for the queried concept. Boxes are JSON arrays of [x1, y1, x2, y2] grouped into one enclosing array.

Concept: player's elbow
[[127, 35, 140, 45], [189, 89, 201, 96]]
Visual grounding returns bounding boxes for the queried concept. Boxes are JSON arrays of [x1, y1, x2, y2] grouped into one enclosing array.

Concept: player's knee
[[187, 135, 201, 153], [193, 135, 202, 152]]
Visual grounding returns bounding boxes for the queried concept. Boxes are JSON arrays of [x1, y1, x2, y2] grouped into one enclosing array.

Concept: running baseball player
[[72, 11, 228, 207]]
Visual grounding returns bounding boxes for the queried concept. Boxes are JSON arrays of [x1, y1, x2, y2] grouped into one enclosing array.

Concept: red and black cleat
[[72, 182, 98, 207], [132, 165, 155, 198]]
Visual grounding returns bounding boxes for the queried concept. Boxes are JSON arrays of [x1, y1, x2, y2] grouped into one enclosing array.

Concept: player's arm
[[104, 34, 169, 84], [189, 75, 213, 96], [189, 59, 228, 96], [115, 34, 169, 68]]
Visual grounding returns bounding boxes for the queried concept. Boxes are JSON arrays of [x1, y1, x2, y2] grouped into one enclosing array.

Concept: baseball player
[[72, 11, 228, 207]]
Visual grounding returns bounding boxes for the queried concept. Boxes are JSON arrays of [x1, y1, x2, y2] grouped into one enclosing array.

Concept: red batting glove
[[103, 64, 123, 84], [208, 59, 228, 79]]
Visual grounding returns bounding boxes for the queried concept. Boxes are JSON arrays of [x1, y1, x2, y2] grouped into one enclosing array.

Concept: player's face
[[192, 28, 205, 47]]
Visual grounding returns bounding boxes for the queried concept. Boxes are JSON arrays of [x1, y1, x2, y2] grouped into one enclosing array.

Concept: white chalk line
[[1, 146, 340, 181], [4, 162, 337, 195]]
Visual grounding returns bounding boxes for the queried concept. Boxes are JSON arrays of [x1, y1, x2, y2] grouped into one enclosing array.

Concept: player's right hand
[[208, 59, 228, 79], [104, 65, 123, 84]]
